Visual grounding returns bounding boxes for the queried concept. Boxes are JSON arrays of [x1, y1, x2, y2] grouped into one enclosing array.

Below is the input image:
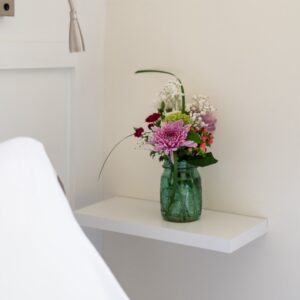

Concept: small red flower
[[200, 128, 208, 134], [145, 113, 161, 123], [200, 143, 206, 152], [134, 127, 144, 138], [201, 136, 207, 143], [208, 139, 214, 145]]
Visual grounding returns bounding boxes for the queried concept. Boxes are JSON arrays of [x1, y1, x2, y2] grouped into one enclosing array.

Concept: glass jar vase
[[160, 160, 202, 222]]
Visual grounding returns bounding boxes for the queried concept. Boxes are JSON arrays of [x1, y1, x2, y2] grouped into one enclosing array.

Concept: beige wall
[[102, 0, 300, 299]]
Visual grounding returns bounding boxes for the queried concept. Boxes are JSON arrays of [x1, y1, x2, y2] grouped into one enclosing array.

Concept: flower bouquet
[[134, 70, 218, 222]]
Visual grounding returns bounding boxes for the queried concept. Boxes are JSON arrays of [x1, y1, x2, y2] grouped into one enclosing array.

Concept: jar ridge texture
[[160, 160, 202, 222]]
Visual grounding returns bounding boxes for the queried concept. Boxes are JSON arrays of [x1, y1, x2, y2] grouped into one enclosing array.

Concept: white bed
[[0, 138, 128, 300]]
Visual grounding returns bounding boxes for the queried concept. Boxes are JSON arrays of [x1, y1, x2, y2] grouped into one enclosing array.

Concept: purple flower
[[150, 120, 197, 156], [202, 114, 217, 133]]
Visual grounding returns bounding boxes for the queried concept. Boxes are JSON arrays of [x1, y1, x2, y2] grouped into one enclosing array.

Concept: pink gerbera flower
[[150, 120, 197, 158]]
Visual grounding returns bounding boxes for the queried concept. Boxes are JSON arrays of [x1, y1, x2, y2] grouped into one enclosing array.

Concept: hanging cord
[[68, 0, 75, 11], [98, 134, 134, 180]]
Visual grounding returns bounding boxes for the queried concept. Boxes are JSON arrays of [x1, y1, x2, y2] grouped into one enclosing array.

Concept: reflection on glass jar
[[160, 160, 202, 223]]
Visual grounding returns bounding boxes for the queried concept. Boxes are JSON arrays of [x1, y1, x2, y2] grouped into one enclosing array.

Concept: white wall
[[102, 0, 300, 299], [0, 0, 107, 287], [70, 0, 106, 208], [0, 0, 105, 208]]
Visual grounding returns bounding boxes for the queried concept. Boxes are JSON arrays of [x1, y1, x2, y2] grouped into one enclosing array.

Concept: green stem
[[173, 152, 178, 188], [98, 134, 133, 180], [170, 152, 178, 207], [135, 69, 186, 113]]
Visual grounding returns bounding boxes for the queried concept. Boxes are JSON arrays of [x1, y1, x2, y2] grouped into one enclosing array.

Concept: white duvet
[[0, 138, 129, 300]]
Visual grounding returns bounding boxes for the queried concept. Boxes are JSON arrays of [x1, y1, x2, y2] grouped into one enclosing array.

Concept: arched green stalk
[[135, 69, 186, 113], [98, 134, 133, 180]]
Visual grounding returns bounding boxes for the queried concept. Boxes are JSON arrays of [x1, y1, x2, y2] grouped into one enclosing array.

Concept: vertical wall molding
[[0, 40, 76, 206]]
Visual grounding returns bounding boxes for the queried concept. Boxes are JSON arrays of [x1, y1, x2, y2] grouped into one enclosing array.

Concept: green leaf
[[159, 156, 166, 162], [150, 151, 156, 158], [187, 152, 218, 167], [176, 148, 186, 160], [187, 131, 201, 144], [158, 101, 165, 114]]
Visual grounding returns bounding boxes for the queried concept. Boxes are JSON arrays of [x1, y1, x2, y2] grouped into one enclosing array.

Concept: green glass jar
[[160, 160, 202, 222]]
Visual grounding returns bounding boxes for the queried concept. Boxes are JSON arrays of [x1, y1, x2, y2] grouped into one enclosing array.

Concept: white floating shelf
[[75, 197, 267, 254]]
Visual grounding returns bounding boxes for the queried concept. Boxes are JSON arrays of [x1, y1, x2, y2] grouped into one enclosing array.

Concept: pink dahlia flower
[[151, 120, 197, 156]]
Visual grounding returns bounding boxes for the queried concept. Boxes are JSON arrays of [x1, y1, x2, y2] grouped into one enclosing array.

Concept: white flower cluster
[[189, 95, 215, 129], [157, 79, 183, 112]]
